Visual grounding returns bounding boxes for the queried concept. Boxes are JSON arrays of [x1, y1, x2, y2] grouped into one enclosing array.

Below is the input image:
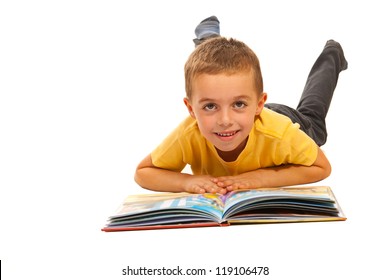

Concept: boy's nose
[[217, 109, 233, 126]]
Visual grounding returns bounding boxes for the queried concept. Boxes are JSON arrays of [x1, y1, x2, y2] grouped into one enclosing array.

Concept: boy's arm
[[214, 147, 331, 191], [135, 154, 227, 194]]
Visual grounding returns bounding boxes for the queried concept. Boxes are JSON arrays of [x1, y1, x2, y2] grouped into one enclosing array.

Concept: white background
[[1, 0, 388, 279]]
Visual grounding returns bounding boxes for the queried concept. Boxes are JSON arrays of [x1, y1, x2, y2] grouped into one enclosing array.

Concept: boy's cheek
[[196, 116, 213, 130]]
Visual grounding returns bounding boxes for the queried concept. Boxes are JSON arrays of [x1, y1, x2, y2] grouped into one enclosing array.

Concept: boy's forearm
[[135, 167, 227, 194], [244, 164, 330, 188], [134, 154, 226, 194], [254, 147, 331, 188], [135, 167, 191, 193], [217, 164, 330, 191], [134, 154, 192, 192], [218, 148, 331, 190]]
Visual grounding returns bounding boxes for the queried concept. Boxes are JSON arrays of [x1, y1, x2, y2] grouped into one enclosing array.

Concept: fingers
[[214, 177, 250, 191], [191, 185, 206, 194], [213, 177, 234, 188], [226, 184, 241, 192], [213, 177, 237, 188], [201, 183, 227, 194], [188, 180, 227, 194]]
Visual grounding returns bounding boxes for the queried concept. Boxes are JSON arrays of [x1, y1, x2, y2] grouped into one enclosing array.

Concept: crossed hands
[[182, 174, 257, 194]]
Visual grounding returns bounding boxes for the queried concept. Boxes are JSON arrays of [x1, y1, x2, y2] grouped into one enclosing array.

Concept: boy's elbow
[[315, 148, 331, 180], [134, 154, 154, 189], [322, 161, 332, 180], [134, 167, 148, 190], [134, 169, 141, 186], [317, 158, 331, 181]]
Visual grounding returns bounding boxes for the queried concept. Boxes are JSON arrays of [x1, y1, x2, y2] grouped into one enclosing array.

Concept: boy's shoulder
[[172, 116, 202, 141], [255, 108, 301, 139], [177, 116, 199, 133]]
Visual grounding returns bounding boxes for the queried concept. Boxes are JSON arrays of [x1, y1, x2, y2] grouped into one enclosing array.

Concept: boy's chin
[[212, 136, 249, 153], [214, 145, 236, 152], [214, 143, 243, 154]]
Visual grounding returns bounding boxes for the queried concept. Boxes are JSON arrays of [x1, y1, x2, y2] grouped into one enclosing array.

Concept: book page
[[222, 186, 339, 220], [106, 192, 226, 227]]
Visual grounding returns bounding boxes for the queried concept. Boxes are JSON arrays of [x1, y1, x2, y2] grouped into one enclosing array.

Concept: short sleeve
[[151, 126, 187, 172], [275, 123, 318, 166]]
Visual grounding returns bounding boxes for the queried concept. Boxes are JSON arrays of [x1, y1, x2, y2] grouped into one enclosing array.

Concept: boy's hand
[[183, 175, 227, 194], [214, 174, 256, 192]]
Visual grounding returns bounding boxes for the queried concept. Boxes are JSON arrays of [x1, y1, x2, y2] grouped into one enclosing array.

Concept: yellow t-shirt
[[151, 108, 318, 177]]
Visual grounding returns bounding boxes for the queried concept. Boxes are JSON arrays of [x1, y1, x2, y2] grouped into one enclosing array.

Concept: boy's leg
[[193, 16, 220, 47], [296, 40, 347, 146], [266, 40, 347, 146]]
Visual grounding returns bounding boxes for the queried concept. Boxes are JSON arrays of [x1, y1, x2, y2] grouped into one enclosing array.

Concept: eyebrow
[[198, 95, 252, 103]]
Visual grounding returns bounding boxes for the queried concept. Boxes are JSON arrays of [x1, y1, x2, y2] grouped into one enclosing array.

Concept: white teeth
[[216, 131, 237, 137]]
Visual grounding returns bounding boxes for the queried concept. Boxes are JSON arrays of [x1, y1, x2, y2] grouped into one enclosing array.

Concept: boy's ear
[[183, 98, 196, 119], [255, 92, 268, 115]]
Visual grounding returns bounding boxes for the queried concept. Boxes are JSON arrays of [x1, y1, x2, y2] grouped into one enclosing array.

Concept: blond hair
[[184, 37, 263, 99]]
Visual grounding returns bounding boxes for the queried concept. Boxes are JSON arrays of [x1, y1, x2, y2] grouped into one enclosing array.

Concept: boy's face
[[184, 71, 267, 157]]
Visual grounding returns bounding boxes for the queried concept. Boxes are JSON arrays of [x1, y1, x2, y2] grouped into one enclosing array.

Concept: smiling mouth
[[215, 131, 238, 137]]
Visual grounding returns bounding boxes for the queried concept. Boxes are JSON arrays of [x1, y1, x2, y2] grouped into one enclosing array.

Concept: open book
[[102, 186, 346, 232]]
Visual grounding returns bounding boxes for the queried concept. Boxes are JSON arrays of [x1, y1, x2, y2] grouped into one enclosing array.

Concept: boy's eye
[[233, 101, 247, 109], [203, 103, 217, 111]]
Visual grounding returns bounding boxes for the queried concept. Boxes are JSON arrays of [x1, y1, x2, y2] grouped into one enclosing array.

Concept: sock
[[324, 39, 348, 71], [193, 16, 220, 47]]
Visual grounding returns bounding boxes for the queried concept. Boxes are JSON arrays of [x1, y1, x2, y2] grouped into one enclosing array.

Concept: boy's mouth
[[214, 130, 239, 137]]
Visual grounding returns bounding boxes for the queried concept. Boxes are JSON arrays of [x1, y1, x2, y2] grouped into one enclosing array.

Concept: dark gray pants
[[265, 42, 347, 146]]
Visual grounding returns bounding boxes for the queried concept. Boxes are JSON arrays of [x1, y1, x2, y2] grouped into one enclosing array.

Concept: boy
[[135, 16, 348, 194]]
